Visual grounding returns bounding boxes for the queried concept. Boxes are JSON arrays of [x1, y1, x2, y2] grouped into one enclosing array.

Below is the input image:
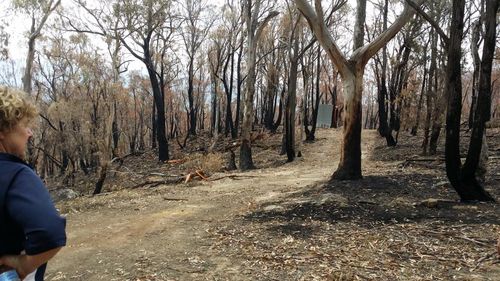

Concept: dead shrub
[[181, 152, 225, 173]]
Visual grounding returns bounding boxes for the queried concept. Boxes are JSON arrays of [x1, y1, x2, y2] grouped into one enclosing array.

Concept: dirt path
[[46, 128, 500, 280], [47, 129, 345, 280]]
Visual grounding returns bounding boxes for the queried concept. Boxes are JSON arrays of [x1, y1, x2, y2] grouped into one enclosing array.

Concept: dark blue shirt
[[0, 153, 66, 281]]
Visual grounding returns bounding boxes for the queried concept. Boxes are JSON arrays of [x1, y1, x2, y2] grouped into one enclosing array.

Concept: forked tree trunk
[[296, 0, 423, 180], [22, 0, 61, 95], [332, 69, 363, 179], [444, 0, 495, 202]]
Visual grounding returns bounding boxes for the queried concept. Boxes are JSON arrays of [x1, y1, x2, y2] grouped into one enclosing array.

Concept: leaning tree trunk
[[22, 34, 36, 95], [22, 0, 61, 94]]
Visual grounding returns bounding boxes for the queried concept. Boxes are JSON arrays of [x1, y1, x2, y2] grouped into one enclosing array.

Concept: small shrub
[[182, 152, 225, 173]]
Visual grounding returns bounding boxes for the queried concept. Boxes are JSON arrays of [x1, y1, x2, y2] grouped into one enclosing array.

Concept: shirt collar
[[0, 152, 30, 166]]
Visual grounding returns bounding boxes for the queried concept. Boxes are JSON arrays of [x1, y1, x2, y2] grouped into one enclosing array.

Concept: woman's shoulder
[[0, 158, 31, 184], [0, 160, 42, 192], [0, 153, 32, 169]]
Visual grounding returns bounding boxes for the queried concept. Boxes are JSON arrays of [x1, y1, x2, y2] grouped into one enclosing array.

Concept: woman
[[0, 86, 66, 281]]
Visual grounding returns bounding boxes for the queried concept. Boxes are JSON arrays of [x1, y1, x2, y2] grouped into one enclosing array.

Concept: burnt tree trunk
[[285, 41, 300, 162], [376, 0, 396, 146], [329, 73, 338, 128], [332, 69, 363, 179], [296, 0, 422, 180], [271, 86, 285, 133], [468, 19, 481, 129], [411, 59, 427, 136], [444, 0, 495, 202], [222, 50, 235, 138], [305, 46, 322, 141], [429, 55, 445, 155], [187, 53, 197, 136], [146, 57, 169, 161], [235, 41, 244, 136], [422, 31, 437, 155], [388, 34, 413, 143]]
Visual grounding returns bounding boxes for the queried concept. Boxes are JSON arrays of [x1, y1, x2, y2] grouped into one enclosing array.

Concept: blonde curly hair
[[0, 85, 38, 132]]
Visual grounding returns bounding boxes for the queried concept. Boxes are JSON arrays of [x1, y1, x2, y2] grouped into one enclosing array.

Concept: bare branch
[[352, 0, 426, 65], [295, 0, 349, 76], [255, 11, 280, 42], [404, 0, 449, 46]]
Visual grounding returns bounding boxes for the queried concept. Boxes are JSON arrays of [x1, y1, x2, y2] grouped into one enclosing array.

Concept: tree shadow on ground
[[244, 174, 499, 239]]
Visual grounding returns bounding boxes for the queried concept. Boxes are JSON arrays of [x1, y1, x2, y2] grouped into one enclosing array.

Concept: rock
[[389, 197, 411, 207], [263, 205, 285, 212], [51, 188, 80, 202], [316, 193, 349, 207]]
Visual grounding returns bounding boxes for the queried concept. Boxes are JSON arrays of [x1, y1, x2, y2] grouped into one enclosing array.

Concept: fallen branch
[[405, 156, 500, 162], [131, 176, 185, 188], [163, 198, 188, 201], [109, 170, 181, 178], [185, 170, 208, 183], [167, 159, 186, 165], [457, 236, 490, 247], [414, 199, 457, 208], [472, 251, 497, 271], [405, 157, 445, 162], [209, 174, 260, 181]]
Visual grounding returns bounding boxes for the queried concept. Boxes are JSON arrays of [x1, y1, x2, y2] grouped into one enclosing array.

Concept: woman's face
[[0, 118, 33, 159]]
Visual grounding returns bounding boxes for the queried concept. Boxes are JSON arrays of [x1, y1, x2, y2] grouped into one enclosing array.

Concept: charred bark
[[444, 0, 495, 202], [332, 70, 363, 180], [305, 46, 322, 142]]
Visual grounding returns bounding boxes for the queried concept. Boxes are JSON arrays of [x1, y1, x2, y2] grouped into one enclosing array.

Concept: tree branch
[[295, 0, 349, 76], [404, 0, 449, 46], [255, 11, 280, 42], [352, 0, 426, 65]]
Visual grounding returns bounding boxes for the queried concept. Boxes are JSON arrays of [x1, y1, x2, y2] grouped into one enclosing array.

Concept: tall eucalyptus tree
[[295, 0, 425, 179]]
